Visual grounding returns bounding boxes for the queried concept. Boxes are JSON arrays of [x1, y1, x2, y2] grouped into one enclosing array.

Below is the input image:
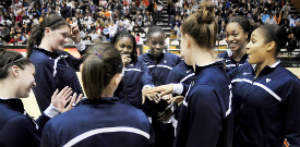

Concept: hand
[[145, 84, 174, 98], [71, 25, 81, 44], [51, 86, 84, 113], [170, 96, 184, 106], [62, 92, 84, 113], [142, 87, 161, 104], [121, 54, 131, 66], [161, 94, 173, 104], [51, 86, 72, 112]]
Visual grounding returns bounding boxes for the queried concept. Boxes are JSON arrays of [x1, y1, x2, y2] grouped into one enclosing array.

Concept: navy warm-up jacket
[[41, 97, 155, 147], [166, 61, 194, 85], [138, 52, 181, 116], [115, 60, 153, 109], [229, 62, 300, 147], [174, 61, 233, 147], [138, 52, 181, 86], [29, 47, 84, 112], [218, 50, 248, 72], [0, 98, 50, 147]]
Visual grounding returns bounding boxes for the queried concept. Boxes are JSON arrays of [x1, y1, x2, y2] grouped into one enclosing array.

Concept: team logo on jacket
[[243, 72, 251, 76], [164, 60, 167, 63], [266, 78, 272, 83]]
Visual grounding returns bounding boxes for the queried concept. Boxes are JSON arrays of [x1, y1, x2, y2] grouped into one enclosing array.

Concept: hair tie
[[94, 52, 101, 58]]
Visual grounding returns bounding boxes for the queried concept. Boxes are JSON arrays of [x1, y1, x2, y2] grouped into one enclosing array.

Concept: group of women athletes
[[0, 1, 299, 147]]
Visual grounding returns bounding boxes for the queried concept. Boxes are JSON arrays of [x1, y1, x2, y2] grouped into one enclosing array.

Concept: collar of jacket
[[33, 47, 61, 58], [250, 60, 281, 78], [77, 97, 120, 105], [194, 61, 225, 75], [146, 50, 165, 61], [0, 98, 25, 113]]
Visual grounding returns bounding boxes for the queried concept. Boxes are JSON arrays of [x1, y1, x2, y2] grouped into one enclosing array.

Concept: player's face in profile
[[16, 64, 36, 98], [246, 29, 268, 64]]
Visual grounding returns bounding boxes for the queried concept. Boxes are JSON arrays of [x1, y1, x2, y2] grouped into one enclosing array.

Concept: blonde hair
[[181, 2, 217, 49]]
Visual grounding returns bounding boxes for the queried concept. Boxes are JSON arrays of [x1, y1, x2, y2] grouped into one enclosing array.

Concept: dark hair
[[257, 24, 288, 55], [228, 16, 251, 41], [26, 14, 70, 57], [82, 43, 123, 100], [110, 31, 138, 63], [181, 2, 217, 49], [0, 49, 33, 79], [146, 26, 166, 40]]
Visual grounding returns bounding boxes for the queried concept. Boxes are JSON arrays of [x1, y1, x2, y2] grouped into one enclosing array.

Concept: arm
[[67, 25, 86, 70], [141, 62, 154, 86], [284, 79, 300, 146]]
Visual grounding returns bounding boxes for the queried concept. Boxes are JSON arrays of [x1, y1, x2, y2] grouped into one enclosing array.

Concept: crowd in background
[[0, 0, 299, 50]]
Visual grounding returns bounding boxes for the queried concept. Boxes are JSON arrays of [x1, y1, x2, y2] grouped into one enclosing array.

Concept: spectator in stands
[[132, 22, 144, 36], [290, 15, 299, 27], [26, 14, 85, 112], [167, 0, 175, 27], [156, 0, 165, 24], [262, 10, 270, 24], [0, 49, 81, 147], [292, 21, 300, 47], [218, 16, 251, 72], [109, 22, 117, 38], [265, 12, 277, 24], [90, 30, 99, 41], [282, 1, 290, 13], [15, 12, 23, 27], [103, 24, 110, 39], [288, 33, 298, 55], [1, 25, 10, 42], [229, 24, 300, 147], [22, 15, 31, 26], [117, 21, 126, 32], [41, 43, 154, 147], [60, 3, 70, 19], [89, 1, 97, 14]]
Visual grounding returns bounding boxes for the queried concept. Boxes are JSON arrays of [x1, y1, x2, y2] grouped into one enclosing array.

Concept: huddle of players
[[1, 1, 300, 147]]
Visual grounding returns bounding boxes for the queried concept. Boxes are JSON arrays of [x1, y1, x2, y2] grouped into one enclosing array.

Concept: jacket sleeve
[[186, 86, 223, 147], [65, 41, 87, 71], [35, 113, 51, 130], [32, 60, 57, 112], [65, 51, 84, 71], [176, 56, 181, 65], [284, 78, 300, 147], [0, 116, 41, 147]]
